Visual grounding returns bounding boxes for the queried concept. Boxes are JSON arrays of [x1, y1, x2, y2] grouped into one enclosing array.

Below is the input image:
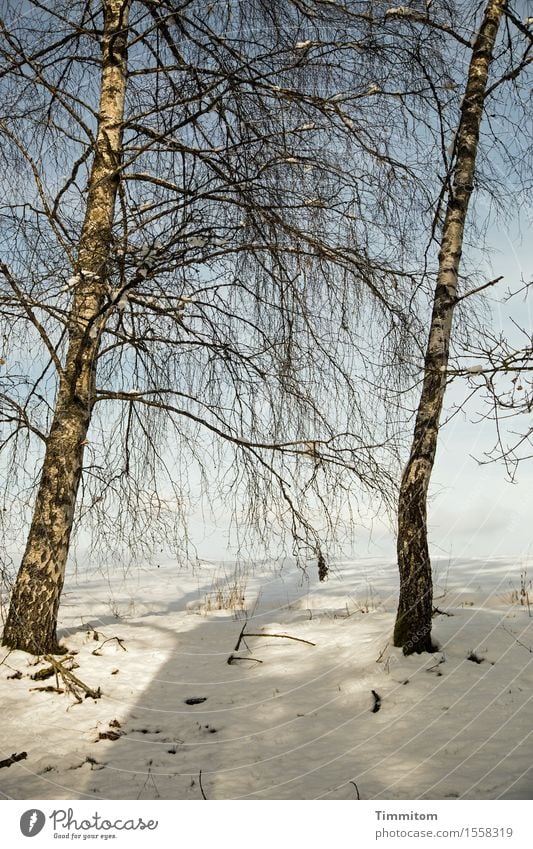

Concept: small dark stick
[[432, 607, 453, 617], [0, 751, 27, 769], [371, 690, 381, 713], [234, 622, 249, 652], [199, 769, 207, 800], [227, 654, 263, 665], [375, 642, 389, 663], [350, 780, 361, 800]]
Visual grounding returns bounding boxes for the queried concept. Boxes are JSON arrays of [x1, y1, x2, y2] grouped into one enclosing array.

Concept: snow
[[385, 7, 409, 17], [1, 557, 532, 800]]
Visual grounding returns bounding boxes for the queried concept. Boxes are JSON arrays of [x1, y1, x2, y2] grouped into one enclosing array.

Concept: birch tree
[[2, 0, 131, 653], [391, 0, 532, 653], [0, 0, 437, 653]]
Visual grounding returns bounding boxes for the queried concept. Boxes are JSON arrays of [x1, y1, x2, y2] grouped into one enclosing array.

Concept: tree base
[[393, 612, 438, 655], [3, 561, 66, 656], [2, 630, 67, 656]]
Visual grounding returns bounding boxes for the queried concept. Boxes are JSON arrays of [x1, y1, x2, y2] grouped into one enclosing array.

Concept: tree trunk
[[2, 0, 130, 654], [393, 0, 506, 654]]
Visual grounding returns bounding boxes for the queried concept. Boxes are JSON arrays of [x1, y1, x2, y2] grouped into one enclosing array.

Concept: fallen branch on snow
[[233, 624, 315, 652], [92, 636, 127, 656], [44, 655, 101, 703]]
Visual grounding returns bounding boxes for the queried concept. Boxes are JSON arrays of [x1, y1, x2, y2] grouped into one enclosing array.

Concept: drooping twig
[[350, 780, 361, 800]]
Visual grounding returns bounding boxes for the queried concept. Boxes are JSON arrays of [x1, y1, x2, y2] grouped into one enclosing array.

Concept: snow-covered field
[[1, 556, 532, 800]]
